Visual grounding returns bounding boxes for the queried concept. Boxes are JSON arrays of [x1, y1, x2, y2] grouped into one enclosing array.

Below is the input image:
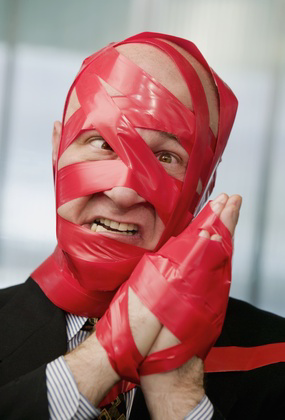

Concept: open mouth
[[90, 218, 139, 236]]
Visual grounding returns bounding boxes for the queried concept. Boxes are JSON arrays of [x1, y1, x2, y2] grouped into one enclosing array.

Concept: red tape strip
[[204, 343, 285, 372]]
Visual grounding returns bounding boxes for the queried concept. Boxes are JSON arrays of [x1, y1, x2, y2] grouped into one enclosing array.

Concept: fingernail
[[234, 197, 242, 210], [212, 202, 222, 212], [231, 207, 239, 223], [213, 193, 227, 204]]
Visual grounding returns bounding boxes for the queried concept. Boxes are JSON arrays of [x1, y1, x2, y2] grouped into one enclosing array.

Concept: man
[[0, 32, 284, 420]]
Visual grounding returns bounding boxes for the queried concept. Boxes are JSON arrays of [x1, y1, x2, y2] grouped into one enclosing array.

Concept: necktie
[[98, 394, 126, 420], [81, 317, 99, 331]]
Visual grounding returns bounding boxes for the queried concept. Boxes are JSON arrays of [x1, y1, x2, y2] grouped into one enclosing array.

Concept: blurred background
[[0, 0, 284, 315]]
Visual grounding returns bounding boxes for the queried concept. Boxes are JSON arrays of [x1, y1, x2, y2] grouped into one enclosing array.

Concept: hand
[[64, 281, 163, 406], [80, 192, 241, 407], [64, 332, 119, 406], [140, 193, 242, 419]]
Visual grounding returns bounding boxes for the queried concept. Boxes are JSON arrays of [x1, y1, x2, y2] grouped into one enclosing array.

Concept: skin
[[60, 42, 243, 418]]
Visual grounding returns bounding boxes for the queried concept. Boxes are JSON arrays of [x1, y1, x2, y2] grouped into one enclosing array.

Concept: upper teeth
[[90, 218, 138, 235]]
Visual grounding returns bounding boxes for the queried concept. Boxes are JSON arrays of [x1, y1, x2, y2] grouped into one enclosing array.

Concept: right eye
[[89, 138, 113, 151]]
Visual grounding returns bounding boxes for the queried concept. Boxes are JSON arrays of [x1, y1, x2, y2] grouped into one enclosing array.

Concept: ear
[[52, 120, 62, 167]]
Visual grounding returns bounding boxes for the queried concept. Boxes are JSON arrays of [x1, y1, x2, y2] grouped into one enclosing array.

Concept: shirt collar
[[65, 312, 88, 342]]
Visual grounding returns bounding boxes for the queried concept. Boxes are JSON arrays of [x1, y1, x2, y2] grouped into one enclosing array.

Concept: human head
[[33, 32, 238, 316], [53, 39, 220, 251]]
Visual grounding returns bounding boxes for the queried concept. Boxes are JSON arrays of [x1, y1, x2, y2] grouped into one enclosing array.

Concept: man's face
[[57, 126, 189, 250], [54, 42, 218, 251]]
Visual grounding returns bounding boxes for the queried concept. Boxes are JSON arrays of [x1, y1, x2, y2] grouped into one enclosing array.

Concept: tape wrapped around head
[[32, 32, 238, 317]]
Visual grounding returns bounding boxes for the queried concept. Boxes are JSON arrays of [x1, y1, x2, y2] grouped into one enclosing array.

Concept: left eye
[[89, 138, 113, 151], [156, 152, 179, 164]]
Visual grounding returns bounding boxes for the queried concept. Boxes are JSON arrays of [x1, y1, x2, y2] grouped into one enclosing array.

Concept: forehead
[[64, 46, 191, 122], [61, 44, 204, 160], [115, 43, 193, 109], [64, 41, 218, 141]]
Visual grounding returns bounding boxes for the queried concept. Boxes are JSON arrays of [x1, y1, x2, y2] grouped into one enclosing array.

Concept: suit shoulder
[[220, 297, 285, 346], [0, 282, 25, 309], [0, 278, 46, 311]]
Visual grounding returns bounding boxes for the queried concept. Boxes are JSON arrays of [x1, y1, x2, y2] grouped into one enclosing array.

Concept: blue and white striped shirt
[[46, 313, 213, 419]]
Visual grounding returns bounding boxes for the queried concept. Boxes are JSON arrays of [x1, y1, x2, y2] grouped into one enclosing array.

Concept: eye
[[89, 138, 113, 151], [156, 151, 180, 164]]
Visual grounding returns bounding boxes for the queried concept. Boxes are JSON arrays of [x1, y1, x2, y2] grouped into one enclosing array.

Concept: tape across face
[[32, 32, 238, 317]]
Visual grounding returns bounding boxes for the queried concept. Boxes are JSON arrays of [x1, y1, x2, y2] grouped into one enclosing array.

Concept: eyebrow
[[158, 131, 180, 143]]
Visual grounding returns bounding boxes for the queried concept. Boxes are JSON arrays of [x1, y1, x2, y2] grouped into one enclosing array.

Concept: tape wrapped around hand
[[96, 280, 144, 384], [96, 202, 232, 402], [138, 202, 232, 375]]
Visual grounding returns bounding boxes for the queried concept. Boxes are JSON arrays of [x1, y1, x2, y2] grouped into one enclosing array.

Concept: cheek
[[145, 215, 166, 250], [57, 197, 90, 222], [57, 144, 83, 170], [154, 216, 165, 235]]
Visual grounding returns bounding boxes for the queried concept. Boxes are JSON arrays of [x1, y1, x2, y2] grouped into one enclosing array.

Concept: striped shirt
[[46, 313, 213, 419]]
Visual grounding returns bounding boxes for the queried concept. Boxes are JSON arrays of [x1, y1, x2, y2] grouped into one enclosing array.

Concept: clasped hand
[[65, 193, 241, 418]]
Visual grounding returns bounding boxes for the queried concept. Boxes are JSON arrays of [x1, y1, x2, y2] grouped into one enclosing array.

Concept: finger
[[148, 326, 180, 354], [128, 288, 162, 356], [210, 193, 229, 216], [219, 194, 242, 237], [199, 229, 210, 239], [210, 233, 222, 242]]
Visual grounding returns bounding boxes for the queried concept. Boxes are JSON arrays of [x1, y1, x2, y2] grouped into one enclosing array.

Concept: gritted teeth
[[90, 218, 139, 235]]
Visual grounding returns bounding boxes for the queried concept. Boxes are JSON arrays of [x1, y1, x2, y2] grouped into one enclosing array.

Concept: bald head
[[64, 40, 219, 137], [115, 41, 219, 136]]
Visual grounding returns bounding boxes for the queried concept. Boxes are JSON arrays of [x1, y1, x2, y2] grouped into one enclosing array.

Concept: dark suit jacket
[[0, 278, 285, 419]]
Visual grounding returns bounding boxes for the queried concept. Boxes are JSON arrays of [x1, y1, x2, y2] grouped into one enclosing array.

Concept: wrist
[[65, 333, 119, 406], [140, 357, 205, 420]]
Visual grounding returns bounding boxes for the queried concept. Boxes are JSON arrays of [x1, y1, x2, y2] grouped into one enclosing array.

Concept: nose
[[104, 187, 146, 208]]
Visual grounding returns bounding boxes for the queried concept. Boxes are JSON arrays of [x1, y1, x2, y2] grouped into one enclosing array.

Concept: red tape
[[205, 343, 285, 372], [96, 281, 143, 384], [97, 203, 232, 382]]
